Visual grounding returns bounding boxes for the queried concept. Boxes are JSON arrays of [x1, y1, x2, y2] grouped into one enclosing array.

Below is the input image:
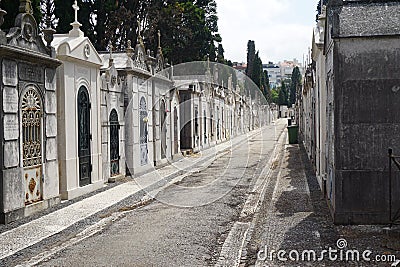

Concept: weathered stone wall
[[333, 37, 400, 224], [0, 57, 60, 224]]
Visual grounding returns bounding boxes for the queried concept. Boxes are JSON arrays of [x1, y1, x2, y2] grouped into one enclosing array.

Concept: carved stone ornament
[[84, 43, 90, 58], [6, 12, 49, 55], [28, 178, 36, 193]]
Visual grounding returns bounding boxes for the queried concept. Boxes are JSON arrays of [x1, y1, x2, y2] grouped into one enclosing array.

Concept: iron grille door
[[21, 87, 43, 204], [140, 96, 148, 165], [77, 87, 91, 186], [110, 109, 120, 176]]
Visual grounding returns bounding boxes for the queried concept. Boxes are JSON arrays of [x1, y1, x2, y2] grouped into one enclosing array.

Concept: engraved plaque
[[76, 66, 89, 76], [4, 140, 19, 168], [3, 86, 18, 113], [4, 114, 19, 140], [45, 91, 56, 114], [19, 63, 44, 83], [110, 94, 117, 105], [3, 60, 18, 86], [45, 68, 56, 91]]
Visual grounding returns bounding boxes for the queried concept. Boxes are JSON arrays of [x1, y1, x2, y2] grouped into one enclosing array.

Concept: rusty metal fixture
[[388, 148, 400, 225], [36, 189, 40, 196], [25, 173, 28, 179], [26, 193, 29, 200], [28, 178, 36, 193]]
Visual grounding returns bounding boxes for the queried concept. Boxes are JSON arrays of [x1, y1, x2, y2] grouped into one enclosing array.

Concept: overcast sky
[[215, 0, 318, 64]]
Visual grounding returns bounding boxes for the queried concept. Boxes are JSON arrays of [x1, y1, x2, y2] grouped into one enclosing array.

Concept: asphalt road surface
[[36, 122, 285, 267]]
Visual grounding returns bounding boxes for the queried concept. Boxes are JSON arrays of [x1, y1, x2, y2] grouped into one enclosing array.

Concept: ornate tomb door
[[140, 97, 148, 165], [160, 100, 167, 159], [21, 87, 43, 204], [77, 87, 92, 186], [110, 109, 120, 176]]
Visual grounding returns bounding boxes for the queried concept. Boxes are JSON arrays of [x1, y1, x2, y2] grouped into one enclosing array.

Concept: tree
[[289, 66, 301, 106], [271, 88, 279, 104], [217, 43, 224, 63], [40, 0, 57, 30], [278, 81, 288, 106], [245, 40, 255, 79]]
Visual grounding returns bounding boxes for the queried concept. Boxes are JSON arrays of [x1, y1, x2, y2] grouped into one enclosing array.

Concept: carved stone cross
[[73, 0, 79, 23]]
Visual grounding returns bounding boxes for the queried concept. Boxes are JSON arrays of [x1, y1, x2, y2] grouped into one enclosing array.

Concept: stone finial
[[108, 42, 114, 66], [19, 0, 33, 14], [126, 39, 134, 58], [42, 5, 56, 49], [43, 27, 56, 48], [137, 19, 144, 47], [137, 19, 141, 37], [157, 30, 161, 48]]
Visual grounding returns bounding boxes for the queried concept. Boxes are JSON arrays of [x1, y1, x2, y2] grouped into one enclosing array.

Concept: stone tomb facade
[[0, 5, 61, 223], [100, 55, 126, 182], [52, 10, 103, 200]]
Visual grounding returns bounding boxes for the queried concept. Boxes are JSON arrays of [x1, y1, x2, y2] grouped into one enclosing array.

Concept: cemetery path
[[26, 120, 286, 267]]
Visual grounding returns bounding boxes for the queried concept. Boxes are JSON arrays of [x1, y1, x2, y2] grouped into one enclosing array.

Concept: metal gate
[[194, 105, 199, 147], [77, 87, 91, 186], [140, 96, 148, 165], [110, 109, 120, 176], [21, 87, 43, 204], [160, 100, 167, 159], [174, 107, 178, 154], [204, 110, 207, 144]]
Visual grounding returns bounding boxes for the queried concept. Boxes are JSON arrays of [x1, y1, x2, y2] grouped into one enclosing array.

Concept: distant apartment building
[[262, 62, 281, 88], [263, 59, 303, 88]]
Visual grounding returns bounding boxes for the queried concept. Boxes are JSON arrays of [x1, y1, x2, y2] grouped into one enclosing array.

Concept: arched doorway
[[77, 86, 91, 186], [21, 87, 43, 204], [160, 100, 167, 159], [139, 96, 148, 165], [110, 109, 120, 176]]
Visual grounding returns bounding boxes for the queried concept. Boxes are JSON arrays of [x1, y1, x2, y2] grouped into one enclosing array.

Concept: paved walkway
[[244, 143, 400, 267], [0, 125, 272, 261]]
